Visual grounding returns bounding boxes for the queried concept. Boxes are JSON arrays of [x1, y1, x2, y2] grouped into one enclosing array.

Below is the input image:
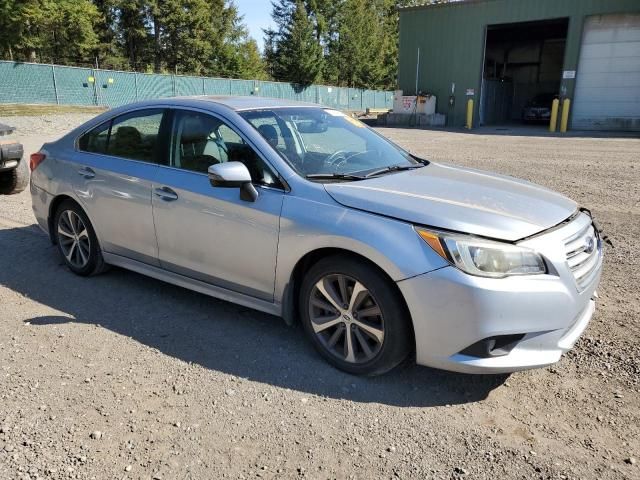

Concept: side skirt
[[102, 252, 283, 318]]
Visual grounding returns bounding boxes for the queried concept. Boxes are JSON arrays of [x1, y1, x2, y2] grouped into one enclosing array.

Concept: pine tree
[[269, 0, 324, 86], [330, 0, 387, 88], [212, 2, 268, 80], [6, 0, 100, 64]]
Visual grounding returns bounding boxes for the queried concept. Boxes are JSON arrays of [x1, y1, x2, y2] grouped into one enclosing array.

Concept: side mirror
[[208, 162, 258, 202]]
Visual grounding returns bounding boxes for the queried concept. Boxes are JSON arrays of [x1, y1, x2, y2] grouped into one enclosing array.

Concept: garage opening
[[480, 18, 569, 127]]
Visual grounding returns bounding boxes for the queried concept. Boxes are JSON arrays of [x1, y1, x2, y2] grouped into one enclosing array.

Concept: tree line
[[0, 0, 267, 80], [0, 0, 428, 89]]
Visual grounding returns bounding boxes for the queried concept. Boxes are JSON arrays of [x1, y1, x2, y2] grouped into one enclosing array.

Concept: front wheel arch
[[284, 248, 415, 346]]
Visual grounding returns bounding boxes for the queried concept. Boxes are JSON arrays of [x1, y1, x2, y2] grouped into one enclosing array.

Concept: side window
[[171, 110, 227, 173], [78, 121, 110, 154], [171, 110, 282, 188], [107, 109, 164, 163]]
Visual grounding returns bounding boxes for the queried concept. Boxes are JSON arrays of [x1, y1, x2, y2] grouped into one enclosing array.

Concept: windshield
[[239, 107, 425, 180]]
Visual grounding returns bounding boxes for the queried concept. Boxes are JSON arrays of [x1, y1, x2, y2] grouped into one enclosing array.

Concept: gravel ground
[[0, 113, 639, 480]]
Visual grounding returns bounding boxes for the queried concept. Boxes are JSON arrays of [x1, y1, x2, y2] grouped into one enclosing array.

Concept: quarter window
[[78, 121, 110, 154]]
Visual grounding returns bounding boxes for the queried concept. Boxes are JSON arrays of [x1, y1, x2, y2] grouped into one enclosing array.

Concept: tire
[[54, 200, 106, 276], [299, 255, 412, 376], [0, 158, 29, 195]]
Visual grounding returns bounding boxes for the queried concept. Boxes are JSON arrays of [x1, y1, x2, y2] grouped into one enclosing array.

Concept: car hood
[[324, 163, 577, 241]]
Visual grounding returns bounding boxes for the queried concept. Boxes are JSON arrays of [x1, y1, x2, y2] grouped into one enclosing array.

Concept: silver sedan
[[29, 97, 603, 375]]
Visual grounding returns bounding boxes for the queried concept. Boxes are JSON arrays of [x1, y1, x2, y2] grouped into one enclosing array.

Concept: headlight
[[416, 228, 546, 278]]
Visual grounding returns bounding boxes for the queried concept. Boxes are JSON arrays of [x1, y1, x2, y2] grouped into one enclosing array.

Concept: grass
[[0, 104, 108, 117]]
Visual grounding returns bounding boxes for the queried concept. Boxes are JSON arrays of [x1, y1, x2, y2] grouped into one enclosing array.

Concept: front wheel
[[299, 255, 412, 376]]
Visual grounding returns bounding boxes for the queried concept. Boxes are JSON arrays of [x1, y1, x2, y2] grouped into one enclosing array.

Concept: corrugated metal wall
[[0, 61, 394, 111], [398, 0, 640, 128]]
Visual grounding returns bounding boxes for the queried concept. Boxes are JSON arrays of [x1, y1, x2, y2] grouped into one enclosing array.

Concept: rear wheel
[[299, 255, 412, 376], [54, 201, 106, 276], [0, 158, 29, 195]]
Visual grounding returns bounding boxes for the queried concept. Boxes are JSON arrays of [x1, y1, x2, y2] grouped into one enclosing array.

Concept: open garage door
[[480, 19, 568, 128], [573, 14, 640, 132]]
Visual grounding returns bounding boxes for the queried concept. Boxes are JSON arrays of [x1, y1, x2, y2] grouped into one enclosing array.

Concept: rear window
[[78, 121, 110, 154], [78, 109, 165, 163]]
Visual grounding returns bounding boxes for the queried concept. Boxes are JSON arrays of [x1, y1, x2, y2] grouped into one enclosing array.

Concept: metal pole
[[466, 99, 474, 129], [549, 98, 559, 132], [134, 72, 139, 102], [560, 99, 571, 133], [92, 67, 98, 106], [51, 63, 59, 105], [415, 48, 420, 95], [94, 57, 102, 107]]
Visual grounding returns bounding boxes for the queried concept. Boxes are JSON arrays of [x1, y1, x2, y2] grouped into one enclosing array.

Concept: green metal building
[[398, 0, 640, 131]]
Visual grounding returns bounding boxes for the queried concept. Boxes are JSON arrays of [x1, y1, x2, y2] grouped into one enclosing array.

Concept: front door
[[151, 109, 285, 301]]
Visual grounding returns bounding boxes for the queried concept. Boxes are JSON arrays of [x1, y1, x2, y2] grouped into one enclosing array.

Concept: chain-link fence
[[0, 61, 394, 111]]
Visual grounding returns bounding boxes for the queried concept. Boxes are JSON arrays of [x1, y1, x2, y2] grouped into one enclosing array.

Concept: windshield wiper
[[363, 164, 424, 178], [305, 173, 365, 181]]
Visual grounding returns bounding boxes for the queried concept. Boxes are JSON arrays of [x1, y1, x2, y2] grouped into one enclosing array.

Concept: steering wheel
[[326, 150, 378, 173], [325, 150, 350, 170]]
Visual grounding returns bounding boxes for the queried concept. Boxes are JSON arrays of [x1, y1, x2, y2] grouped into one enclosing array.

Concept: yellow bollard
[[465, 99, 474, 129], [549, 98, 559, 132], [560, 98, 571, 133]]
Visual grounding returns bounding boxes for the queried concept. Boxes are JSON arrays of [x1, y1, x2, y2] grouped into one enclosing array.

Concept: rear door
[[73, 108, 168, 265], [151, 108, 284, 301]]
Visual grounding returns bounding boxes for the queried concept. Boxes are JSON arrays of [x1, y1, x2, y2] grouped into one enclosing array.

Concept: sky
[[234, 0, 275, 52]]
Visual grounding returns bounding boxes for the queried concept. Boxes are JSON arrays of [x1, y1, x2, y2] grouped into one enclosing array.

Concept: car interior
[[172, 111, 278, 186]]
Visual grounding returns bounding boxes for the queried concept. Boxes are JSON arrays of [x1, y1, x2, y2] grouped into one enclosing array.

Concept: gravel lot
[[0, 113, 638, 480]]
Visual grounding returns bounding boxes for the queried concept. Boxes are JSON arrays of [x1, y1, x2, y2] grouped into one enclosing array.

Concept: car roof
[[155, 95, 322, 112]]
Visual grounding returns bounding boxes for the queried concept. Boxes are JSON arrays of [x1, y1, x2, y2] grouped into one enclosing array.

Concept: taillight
[[30, 152, 46, 171]]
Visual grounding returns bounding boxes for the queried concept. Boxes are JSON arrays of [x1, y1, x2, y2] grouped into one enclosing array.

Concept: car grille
[[564, 220, 601, 291]]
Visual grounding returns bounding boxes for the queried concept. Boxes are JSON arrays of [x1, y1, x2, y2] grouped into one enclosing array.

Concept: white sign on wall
[[563, 70, 576, 79]]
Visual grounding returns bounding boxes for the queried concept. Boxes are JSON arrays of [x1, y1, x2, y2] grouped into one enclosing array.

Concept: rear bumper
[[398, 260, 601, 374]]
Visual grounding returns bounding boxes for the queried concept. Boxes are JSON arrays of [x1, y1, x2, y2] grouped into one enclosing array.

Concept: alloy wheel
[[57, 210, 91, 269], [308, 274, 385, 364]]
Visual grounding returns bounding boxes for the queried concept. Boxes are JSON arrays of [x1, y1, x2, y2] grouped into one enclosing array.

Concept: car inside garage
[[480, 18, 568, 127]]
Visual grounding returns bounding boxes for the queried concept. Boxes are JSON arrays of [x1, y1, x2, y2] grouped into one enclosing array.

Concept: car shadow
[[0, 224, 507, 407]]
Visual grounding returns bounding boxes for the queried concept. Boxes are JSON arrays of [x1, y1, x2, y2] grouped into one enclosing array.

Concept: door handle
[[77, 167, 96, 179], [154, 187, 179, 202]]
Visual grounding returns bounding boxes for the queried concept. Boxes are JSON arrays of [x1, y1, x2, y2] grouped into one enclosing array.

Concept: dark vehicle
[[0, 123, 28, 195], [522, 93, 557, 123]]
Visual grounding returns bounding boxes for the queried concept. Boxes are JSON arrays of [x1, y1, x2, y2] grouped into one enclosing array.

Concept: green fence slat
[[135, 73, 173, 100], [0, 60, 393, 111], [0, 62, 57, 104], [94, 70, 138, 107], [175, 75, 205, 97]]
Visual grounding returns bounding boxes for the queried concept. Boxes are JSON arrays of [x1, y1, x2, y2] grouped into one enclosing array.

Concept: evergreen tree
[[269, 0, 324, 86], [212, 3, 268, 80], [4, 0, 100, 64], [330, 0, 387, 88]]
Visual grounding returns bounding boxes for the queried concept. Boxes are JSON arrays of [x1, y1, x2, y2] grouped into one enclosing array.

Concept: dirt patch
[[1, 117, 638, 479]]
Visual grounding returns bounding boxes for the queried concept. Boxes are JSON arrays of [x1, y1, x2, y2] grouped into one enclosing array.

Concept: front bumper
[[398, 213, 602, 374]]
